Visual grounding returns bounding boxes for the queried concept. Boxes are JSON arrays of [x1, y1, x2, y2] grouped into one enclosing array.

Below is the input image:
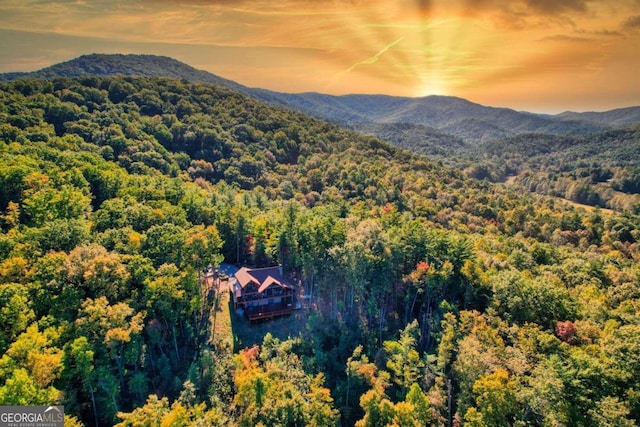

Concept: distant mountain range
[[554, 107, 640, 127], [2, 53, 639, 146], [254, 92, 618, 143]]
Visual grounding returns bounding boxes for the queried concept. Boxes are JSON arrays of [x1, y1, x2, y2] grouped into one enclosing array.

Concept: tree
[[115, 393, 228, 427], [355, 388, 396, 427], [588, 397, 636, 427], [307, 374, 340, 427], [142, 223, 186, 267], [114, 394, 170, 427], [404, 383, 437, 426], [0, 324, 63, 405], [491, 269, 578, 330], [0, 368, 60, 405], [44, 102, 80, 135], [62, 336, 98, 425], [383, 320, 424, 398], [232, 339, 339, 427], [184, 224, 224, 271], [0, 283, 34, 353], [144, 264, 197, 363], [453, 311, 508, 412], [74, 297, 145, 422], [82, 251, 130, 302], [333, 218, 396, 345], [297, 207, 345, 314], [64, 244, 130, 301], [22, 185, 91, 227], [464, 369, 518, 427]]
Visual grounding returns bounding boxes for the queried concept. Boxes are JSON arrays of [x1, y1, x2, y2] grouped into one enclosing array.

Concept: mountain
[[259, 92, 610, 143], [1, 54, 635, 146], [0, 53, 248, 93], [555, 106, 640, 126]]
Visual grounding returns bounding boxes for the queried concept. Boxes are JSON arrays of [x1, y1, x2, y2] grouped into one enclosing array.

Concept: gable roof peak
[[235, 265, 292, 291]]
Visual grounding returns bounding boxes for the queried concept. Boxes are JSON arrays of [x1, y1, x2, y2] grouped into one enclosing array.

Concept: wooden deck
[[245, 302, 293, 321]]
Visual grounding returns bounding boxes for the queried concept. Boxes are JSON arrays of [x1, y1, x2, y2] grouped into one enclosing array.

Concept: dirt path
[[209, 279, 234, 350], [561, 199, 614, 215]]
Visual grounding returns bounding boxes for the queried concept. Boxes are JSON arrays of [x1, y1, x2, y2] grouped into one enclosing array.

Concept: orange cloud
[[624, 15, 640, 30]]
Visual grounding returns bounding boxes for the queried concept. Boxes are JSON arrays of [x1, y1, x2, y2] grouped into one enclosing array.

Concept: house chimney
[[278, 264, 283, 277]]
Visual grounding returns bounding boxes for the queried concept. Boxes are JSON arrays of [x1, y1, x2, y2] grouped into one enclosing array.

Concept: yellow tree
[[464, 369, 518, 427], [0, 324, 63, 405]]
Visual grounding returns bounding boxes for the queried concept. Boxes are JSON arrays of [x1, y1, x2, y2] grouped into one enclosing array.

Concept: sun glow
[[417, 77, 448, 96]]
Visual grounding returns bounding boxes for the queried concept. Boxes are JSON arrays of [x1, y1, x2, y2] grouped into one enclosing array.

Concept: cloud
[[450, 0, 591, 17], [415, 0, 432, 15], [623, 15, 640, 30], [523, 0, 588, 14], [592, 29, 624, 38], [540, 34, 592, 42]]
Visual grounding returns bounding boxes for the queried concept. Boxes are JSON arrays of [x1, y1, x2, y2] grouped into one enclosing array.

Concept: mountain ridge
[[0, 53, 247, 92], [261, 91, 614, 142], [2, 53, 639, 144], [555, 106, 640, 126]]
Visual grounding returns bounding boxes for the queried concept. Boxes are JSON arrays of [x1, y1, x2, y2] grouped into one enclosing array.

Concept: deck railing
[[245, 303, 293, 321]]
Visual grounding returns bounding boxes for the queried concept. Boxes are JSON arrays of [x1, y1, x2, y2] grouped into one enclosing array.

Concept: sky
[[0, 0, 639, 113]]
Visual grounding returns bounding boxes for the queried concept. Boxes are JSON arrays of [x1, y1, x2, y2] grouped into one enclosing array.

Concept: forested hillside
[[0, 54, 246, 94], [1, 76, 640, 426], [4, 55, 640, 216], [462, 128, 640, 212], [4, 54, 634, 143]]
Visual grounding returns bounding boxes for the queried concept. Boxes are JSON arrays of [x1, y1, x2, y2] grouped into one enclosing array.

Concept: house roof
[[234, 266, 293, 293], [230, 279, 242, 302]]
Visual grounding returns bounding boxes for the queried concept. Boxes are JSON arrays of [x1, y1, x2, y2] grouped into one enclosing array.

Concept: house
[[231, 266, 295, 321]]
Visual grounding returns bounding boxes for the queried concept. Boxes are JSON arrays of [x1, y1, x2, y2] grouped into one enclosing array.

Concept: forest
[[458, 129, 640, 213], [0, 75, 639, 426]]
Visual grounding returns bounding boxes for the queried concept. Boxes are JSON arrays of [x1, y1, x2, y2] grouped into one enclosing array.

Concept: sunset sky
[[0, 0, 639, 113]]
